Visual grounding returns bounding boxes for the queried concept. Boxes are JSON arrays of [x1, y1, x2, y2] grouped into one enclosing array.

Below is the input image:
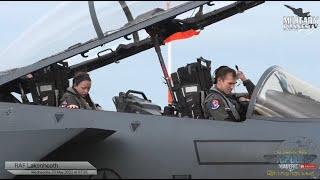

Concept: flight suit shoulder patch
[[210, 99, 220, 110]]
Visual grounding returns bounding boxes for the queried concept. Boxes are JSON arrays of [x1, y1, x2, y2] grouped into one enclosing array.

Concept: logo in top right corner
[[283, 4, 319, 31]]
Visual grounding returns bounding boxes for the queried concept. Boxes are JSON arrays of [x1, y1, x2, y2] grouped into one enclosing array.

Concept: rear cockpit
[[0, 62, 69, 106]]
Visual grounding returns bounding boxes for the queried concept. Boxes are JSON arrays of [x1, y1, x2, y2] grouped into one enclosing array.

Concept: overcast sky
[[0, 1, 319, 111]]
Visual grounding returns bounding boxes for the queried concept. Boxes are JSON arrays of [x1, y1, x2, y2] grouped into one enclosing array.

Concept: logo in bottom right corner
[[264, 137, 320, 178]]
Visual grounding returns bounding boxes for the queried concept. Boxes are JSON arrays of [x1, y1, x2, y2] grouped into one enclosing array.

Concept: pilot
[[60, 72, 101, 110], [203, 66, 255, 121]]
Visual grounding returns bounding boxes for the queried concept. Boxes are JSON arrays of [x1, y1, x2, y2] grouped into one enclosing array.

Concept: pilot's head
[[214, 66, 237, 95], [73, 72, 91, 97]]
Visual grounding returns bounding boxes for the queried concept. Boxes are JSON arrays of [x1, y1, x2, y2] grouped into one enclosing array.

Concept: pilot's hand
[[95, 104, 103, 111], [67, 104, 79, 109], [238, 96, 250, 102], [96, 106, 103, 111], [236, 70, 247, 81]]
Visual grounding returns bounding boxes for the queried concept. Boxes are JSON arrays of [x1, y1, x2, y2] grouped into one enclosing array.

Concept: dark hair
[[73, 72, 91, 86], [213, 66, 236, 84]]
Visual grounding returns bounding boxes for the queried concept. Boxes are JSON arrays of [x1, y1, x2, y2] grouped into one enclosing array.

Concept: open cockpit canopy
[[248, 66, 320, 119], [0, 1, 264, 88]]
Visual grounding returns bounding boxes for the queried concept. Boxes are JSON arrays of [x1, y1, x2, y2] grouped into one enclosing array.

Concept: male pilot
[[203, 66, 255, 121]]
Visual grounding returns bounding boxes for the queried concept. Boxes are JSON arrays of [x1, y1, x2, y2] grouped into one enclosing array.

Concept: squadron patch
[[211, 99, 220, 110]]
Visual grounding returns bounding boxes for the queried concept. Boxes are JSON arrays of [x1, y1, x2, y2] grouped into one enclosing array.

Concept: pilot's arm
[[243, 79, 255, 96], [204, 94, 234, 121], [237, 71, 255, 96], [60, 93, 80, 109]]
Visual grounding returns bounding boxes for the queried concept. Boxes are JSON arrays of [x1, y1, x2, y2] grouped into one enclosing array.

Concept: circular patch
[[211, 99, 220, 110]]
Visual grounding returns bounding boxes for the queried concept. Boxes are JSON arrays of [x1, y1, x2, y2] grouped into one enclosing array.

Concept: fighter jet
[[1, 1, 320, 179], [284, 4, 311, 18]]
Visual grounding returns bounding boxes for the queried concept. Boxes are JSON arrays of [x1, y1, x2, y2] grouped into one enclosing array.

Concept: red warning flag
[[164, 29, 200, 44]]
